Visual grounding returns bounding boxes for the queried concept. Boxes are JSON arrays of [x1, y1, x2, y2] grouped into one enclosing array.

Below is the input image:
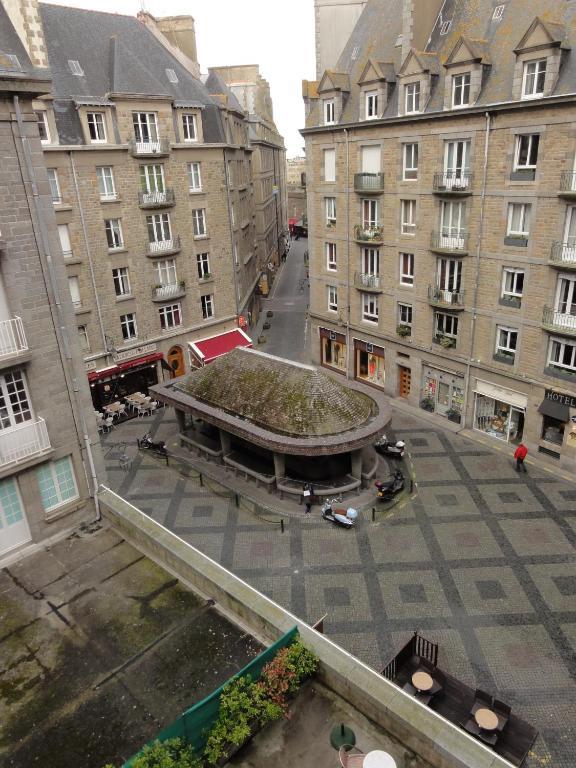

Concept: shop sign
[[85, 360, 97, 372], [237, 315, 248, 328], [544, 389, 576, 409], [114, 343, 157, 363]]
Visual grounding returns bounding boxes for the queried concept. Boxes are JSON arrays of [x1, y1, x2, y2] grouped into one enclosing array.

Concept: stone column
[[219, 429, 232, 457], [175, 408, 186, 433], [273, 452, 285, 482], [350, 449, 363, 480]]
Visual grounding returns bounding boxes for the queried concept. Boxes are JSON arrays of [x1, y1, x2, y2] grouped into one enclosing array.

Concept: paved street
[[102, 237, 576, 767]]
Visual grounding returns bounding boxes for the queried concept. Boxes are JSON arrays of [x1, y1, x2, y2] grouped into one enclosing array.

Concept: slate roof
[[0, 4, 50, 90], [173, 348, 377, 438], [38, 3, 224, 144], [305, 0, 576, 128], [204, 70, 245, 114]]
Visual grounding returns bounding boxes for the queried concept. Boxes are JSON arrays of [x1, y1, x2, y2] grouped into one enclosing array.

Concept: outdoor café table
[[104, 402, 122, 414], [411, 671, 434, 692], [475, 708, 499, 731], [363, 750, 397, 768]]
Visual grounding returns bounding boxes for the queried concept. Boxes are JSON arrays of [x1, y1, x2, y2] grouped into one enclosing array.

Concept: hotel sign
[[114, 343, 157, 362], [85, 360, 97, 371], [544, 389, 576, 409]]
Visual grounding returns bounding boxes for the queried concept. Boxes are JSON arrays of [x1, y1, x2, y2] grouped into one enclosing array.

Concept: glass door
[[563, 207, 576, 259], [444, 140, 470, 187], [440, 202, 465, 249]]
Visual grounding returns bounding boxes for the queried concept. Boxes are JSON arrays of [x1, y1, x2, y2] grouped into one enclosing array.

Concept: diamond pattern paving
[[104, 408, 576, 768]]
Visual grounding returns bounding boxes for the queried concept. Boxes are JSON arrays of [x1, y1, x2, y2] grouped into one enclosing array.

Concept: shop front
[[420, 364, 464, 423], [319, 327, 347, 373], [88, 350, 163, 411], [354, 339, 385, 388], [537, 388, 576, 458], [473, 380, 527, 443]]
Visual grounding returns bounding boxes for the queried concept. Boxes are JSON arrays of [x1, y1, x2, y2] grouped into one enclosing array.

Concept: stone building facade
[[303, 0, 576, 470], [29, 4, 285, 405], [0, 3, 102, 561]]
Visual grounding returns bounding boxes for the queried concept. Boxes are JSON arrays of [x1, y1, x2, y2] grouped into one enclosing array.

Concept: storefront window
[[420, 367, 464, 422], [474, 395, 524, 443], [356, 347, 385, 387], [541, 415, 565, 446], [322, 337, 346, 371]]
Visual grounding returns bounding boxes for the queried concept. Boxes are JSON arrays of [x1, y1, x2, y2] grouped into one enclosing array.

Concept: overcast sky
[[44, 0, 315, 157]]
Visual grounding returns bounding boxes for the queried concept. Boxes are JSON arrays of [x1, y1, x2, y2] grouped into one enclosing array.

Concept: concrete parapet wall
[[99, 486, 513, 768]]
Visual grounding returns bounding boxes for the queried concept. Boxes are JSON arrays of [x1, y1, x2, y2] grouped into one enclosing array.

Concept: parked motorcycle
[[321, 499, 357, 529], [138, 432, 168, 457], [375, 469, 405, 502], [375, 435, 405, 459]]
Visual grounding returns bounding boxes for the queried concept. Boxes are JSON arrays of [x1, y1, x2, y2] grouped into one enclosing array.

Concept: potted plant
[[396, 324, 411, 337], [202, 272, 212, 280], [439, 335, 456, 349], [420, 396, 435, 412], [446, 407, 462, 423]]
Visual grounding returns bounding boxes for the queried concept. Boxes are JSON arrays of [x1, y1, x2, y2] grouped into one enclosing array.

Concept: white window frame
[[47, 168, 61, 204], [399, 252, 414, 286], [197, 252, 210, 279], [362, 248, 380, 276], [398, 303, 413, 326], [96, 166, 116, 200], [156, 259, 177, 286], [78, 324, 90, 351], [182, 113, 197, 142], [502, 268, 524, 300], [548, 336, 576, 372], [507, 203, 531, 237], [495, 325, 518, 357], [514, 134, 540, 171], [58, 224, 72, 258], [325, 197, 336, 226], [0, 370, 32, 429], [522, 59, 547, 99], [365, 90, 379, 120], [36, 111, 50, 144], [201, 294, 214, 319], [324, 99, 335, 125], [112, 267, 131, 297], [403, 143, 418, 180], [452, 72, 471, 108], [324, 148, 336, 182], [362, 199, 379, 228], [120, 312, 137, 340], [68, 276, 81, 309], [133, 112, 159, 143], [192, 209, 207, 237], [87, 112, 106, 143], [362, 293, 379, 324], [187, 162, 202, 191], [327, 285, 338, 312], [405, 82, 421, 114], [159, 303, 182, 329], [401, 199, 416, 235], [140, 164, 165, 194], [435, 312, 459, 338], [147, 213, 171, 244], [105, 219, 124, 250], [36, 456, 79, 513], [326, 242, 337, 271]]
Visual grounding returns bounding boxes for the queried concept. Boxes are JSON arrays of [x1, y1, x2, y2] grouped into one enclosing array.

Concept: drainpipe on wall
[[13, 96, 100, 520], [344, 127, 351, 379], [463, 111, 492, 428]]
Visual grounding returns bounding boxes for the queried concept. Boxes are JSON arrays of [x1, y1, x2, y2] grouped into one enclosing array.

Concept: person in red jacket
[[514, 443, 528, 472]]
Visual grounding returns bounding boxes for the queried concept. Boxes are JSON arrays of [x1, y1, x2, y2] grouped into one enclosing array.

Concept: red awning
[[88, 352, 163, 382], [189, 328, 252, 365]]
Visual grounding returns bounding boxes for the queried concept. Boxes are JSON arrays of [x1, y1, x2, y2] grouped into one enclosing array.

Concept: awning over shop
[[538, 397, 570, 422], [474, 380, 528, 410], [188, 328, 252, 366], [88, 352, 163, 382]]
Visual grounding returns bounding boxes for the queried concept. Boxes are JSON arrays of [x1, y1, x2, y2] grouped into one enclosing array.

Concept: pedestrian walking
[[514, 443, 528, 472]]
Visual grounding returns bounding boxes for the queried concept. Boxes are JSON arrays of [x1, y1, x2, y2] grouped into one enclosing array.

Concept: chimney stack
[[137, 12, 200, 79], [402, 0, 444, 60]]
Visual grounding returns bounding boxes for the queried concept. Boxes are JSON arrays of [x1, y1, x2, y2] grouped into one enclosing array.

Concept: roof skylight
[[68, 59, 84, 76], [166, 68, 178, 83]]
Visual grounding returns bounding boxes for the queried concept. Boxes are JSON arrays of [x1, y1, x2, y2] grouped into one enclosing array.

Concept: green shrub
[[131, 738, 202, 768]]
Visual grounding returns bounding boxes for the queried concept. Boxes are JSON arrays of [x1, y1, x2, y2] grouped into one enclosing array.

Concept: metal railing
[[147, 234, 181, 255], [0, 417, 51, 468], [354, 224, 383, 242], [430, 230, 469, 252], [427, 285, 465, 306], [354, 173, 384, 193], [543, 306, 576, 334], [550, 241, 576, 265], [152, 282, 185, 300], [433, 171, 473, 192], [100, 192, 119, 202], [559, 171, 576, 193], [129, 138, 170, 156], [354, 272, 382, 290], [0, 317, 27, 358], [138, 188, 175, 207]]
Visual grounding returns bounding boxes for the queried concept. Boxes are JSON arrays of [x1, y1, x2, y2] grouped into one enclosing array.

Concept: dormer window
[[87, 112, 106, 143], [182, 113, 197, 142], [452, 72, 471, 108], [522, 59, 546, 99], [405, 82, 420, 114], [324, 99, 335, 125], [365, 91, 379, 119]]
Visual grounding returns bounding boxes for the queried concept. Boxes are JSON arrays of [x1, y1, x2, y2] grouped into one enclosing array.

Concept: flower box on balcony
[[434, 334, 456, 348], [493, 351, 515, 365], [396, 324, 412, 337], [499, 295, 522, 308], [504, 235, 528, 247]]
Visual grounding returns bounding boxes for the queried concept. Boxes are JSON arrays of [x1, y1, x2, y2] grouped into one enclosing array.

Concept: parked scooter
[[375, 435, 406, 459], [321, 499, 357, 528], [375, 469, 405, 502], [139, 432, 167, 457]]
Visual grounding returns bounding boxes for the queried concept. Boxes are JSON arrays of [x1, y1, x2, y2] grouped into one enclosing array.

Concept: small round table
[[475, 708, 499, 731], [412, 671, 434, 692], [363, 750, 397, 768]]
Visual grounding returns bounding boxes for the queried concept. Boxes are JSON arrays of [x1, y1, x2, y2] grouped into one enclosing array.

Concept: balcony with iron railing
[[542, 306, 576, 337], [0, 417, 51, 470], [427, 285, 465, 309], [433, 171, 473, 195], [430, 231, 469, 255], [354, 272, 383, 292], [151, 281, 186, 302], [559, 171, 576, 198], [138, 188, 175, 209], [146, 234, 181, 258], [549, 241, 576, 269], [354, 173, 384, 194], [0, 317, 29, 367], [354, 224, 384, 245], [129, 138, 170, 157]]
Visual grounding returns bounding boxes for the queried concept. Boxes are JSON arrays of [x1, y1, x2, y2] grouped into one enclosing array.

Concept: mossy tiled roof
[[174, 349, 377, 438]]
